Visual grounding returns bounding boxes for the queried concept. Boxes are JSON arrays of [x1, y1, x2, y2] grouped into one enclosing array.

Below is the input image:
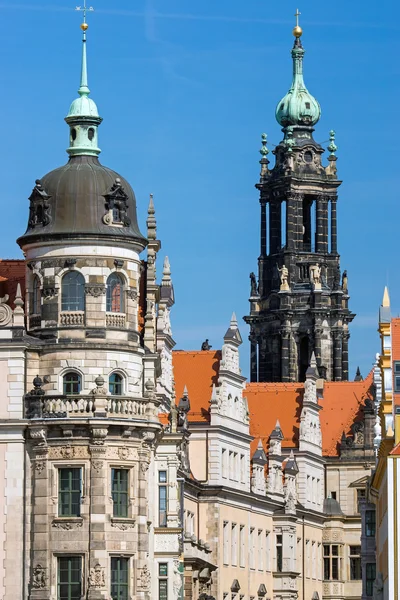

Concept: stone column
[[260, 201, 267, 256], [330, 197, 338, 254], [269, 201, 281, 254], [342, 331, 350, 381], [333, 331, 343, 381], [294, 193, 304, 250], [250, 337, 258, 382], [315, 196, 324, 253], [321, 196, 329, 253], [314, 326, 323, 372], [29, 432, 50, 600], [137, 442, 152, 600], [88, 427, 109, 600], [285, 194, 296, 250]]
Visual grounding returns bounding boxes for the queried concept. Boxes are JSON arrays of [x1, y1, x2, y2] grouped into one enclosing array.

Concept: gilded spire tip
[[293, 8, 303, 38]]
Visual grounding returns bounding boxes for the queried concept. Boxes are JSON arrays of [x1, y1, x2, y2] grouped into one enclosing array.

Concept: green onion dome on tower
[[275, 17, 321, 129]]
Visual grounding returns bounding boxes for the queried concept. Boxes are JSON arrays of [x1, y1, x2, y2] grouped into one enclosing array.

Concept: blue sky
[[0, 0, 398, 379]]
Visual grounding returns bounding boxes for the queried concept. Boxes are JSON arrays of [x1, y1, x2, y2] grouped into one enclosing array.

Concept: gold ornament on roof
[[81, 22, 89, 31], [293, 8, 303, 38]]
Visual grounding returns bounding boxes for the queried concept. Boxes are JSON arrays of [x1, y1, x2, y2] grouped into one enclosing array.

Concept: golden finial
[[76, 1, 94, 33], [293, 8, 303, 38]]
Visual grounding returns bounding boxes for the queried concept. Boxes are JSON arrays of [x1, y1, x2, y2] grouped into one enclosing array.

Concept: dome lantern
[[65, 11, 102, 157]]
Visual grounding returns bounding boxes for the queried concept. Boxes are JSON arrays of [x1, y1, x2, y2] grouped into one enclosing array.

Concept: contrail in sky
[[0, 3, 395, 30]]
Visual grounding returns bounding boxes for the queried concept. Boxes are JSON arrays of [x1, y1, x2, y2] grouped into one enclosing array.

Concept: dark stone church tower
[[245, 20, 355, 383]]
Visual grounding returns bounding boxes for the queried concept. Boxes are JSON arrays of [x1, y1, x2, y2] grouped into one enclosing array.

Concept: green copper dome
[[276, 36, 321, 128]]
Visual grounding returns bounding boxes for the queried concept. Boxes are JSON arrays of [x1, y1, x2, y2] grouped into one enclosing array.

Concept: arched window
[[106, 273, 124, 313], [63, 372, 81, 395], [31, 276, 41, 315], [61, 271, 85, 311], [109, 373, 123, 395]]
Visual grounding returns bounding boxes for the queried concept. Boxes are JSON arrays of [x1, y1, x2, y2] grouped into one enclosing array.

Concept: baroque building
[[0, 10, 382, 600], [0, 17, 186, 600], [245, 19, 355, 383]]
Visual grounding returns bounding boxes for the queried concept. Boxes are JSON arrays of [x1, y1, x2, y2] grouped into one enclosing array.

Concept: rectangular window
[[231, 523, 237, 566], [111, 469, 128, 518], [306, 540, 311, 577], [366, 563, 376, 596], [240, 454, 246, 483], [222, 449, 227, 479], [57, 556, 82, 600], [366, 510, 376, 537], [240, 525, 245, 568], [312, 542, 316, 579], [266, 531, 271, 571], [324, 544, 340, 581], [58, 468, 81, 517], [233, 452, 238, 481], [159, 471, 168, 527], [111, 557, 129, 600], [331, 491, 337, 500], [258, 529, 263, 571], [350, 546, 362, 580], [250, 527, 255, 570], [223, 521, 229, 565], [159, 563, 168, 600], [229, 451, 234, 479], [276, 534, 283, 573], [394, 361, 400, 392]]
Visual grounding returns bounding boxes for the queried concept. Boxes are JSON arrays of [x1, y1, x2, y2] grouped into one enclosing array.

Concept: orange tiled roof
[[392, 318, 400, 362], [0, 259, 25, 307], [173, 350, 221, 423], [173, 350, 374, 457]]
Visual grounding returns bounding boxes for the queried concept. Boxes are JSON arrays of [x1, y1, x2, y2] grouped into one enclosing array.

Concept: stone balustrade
[[60, 311, 85, 326], [27, 394, 148, 419], [106, 313, 126, 328]]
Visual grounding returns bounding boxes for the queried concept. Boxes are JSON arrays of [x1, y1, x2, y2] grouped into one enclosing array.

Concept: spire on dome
[[275, 10, 321, 130], [65, 3, 102, 157]]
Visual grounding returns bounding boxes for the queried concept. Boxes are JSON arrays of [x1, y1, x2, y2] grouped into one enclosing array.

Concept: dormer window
[[102, 178, 131, 227]]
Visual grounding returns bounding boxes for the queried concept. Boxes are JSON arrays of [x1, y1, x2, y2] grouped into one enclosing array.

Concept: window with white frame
[[240, 454, 246, 483], [258, 529, 263, 571], [276, 534, 283, 572], [158, 563, 168, 600], [239, 525, 245, 568], [323, 544, 341, 581], [306, 540, 310, 577], [158, 471, 168, 527], [223, 521, 230, 565], [229, 451, 234, 479], [231, 523, 237, 566], [265, 531, 271, 571], [306, 476, 311, 501], [222, 449, 228, 479], [318, 542, 322, 580], [250, 527, 255, 570], [312, 541, 316, 579], [394, 361, 400, 392]]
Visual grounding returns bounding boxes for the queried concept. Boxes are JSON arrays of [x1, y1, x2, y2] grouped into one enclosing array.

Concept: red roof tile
[[173, 350, 374, 457], [173, 351, 221, 423], [0, 259, 25, 308]]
